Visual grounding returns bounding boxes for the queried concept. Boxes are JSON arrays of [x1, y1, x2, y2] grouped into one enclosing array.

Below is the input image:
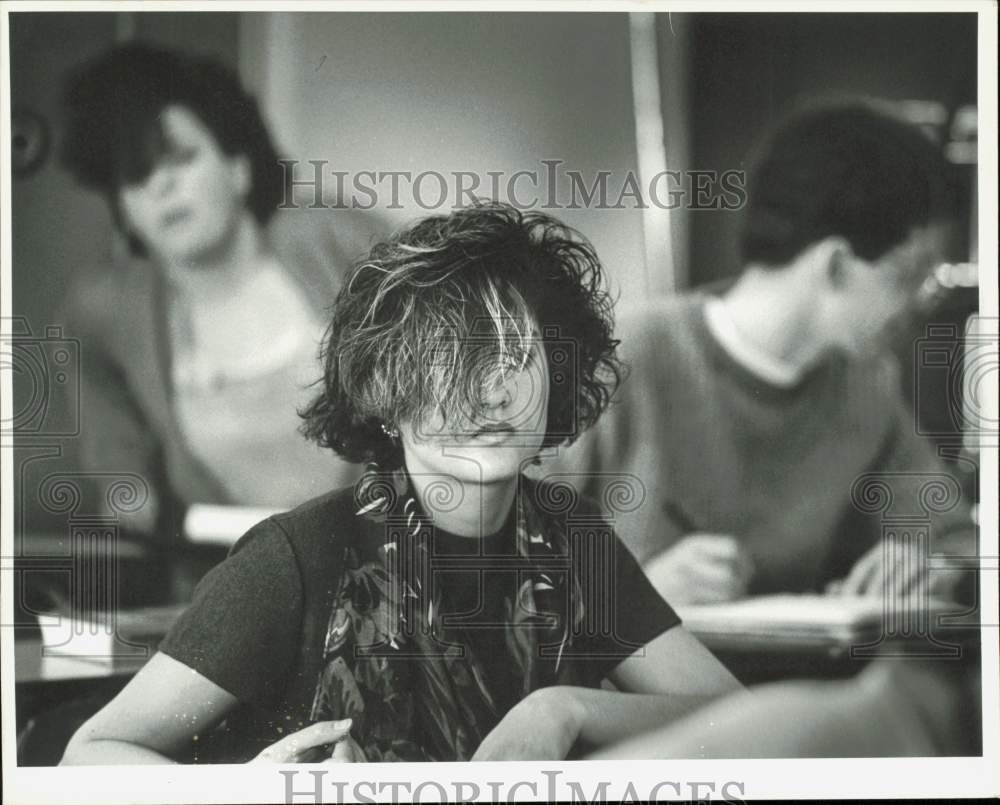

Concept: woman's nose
[[146, 164, 176, 197], [480, 377, 514, 414]]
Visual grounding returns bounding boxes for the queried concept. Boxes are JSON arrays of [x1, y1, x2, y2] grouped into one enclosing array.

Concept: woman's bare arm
[[60, 652, 239, 764], [61, 653, 358, 765], [608, 623, 741, 695], [572, 625, 744, 749], [472, 626, 744, 760]]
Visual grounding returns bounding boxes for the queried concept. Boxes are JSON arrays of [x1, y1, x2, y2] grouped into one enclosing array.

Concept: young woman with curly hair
[[62, 202, 740, 765]]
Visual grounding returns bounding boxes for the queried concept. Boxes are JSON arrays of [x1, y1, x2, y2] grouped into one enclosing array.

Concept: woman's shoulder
[[175, 489, 363, 611], [65, 255, 159, 337], [255, 484, 361, 551], [265, 207, 388, 300]]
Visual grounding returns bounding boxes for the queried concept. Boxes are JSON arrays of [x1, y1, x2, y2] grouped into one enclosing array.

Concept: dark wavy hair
[[742, 98, 956, 267], [300, 202, 624, 467], [59, 42, 286, 255]]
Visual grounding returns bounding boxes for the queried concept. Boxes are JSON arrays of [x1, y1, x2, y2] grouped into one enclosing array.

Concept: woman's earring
[[381, 423, 400, 439]]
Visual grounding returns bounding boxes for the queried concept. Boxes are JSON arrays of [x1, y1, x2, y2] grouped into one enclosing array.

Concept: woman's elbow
[[59, 722, 100, 765], [59, 718, 146, 766]]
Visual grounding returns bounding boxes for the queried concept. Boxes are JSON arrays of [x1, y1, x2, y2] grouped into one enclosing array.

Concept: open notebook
[[36, 604, 188, 662], [32, 507, 283, 662], [675, 594, 959, 650]]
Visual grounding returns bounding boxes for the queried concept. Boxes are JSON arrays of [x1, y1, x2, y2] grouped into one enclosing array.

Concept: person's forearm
[[549, 685, 749, 752], [60, 739, 177, 766]]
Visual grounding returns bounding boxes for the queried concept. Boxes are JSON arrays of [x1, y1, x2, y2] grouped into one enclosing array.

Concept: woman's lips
[[160, 208, 192, 227], [471, 422, 516, 442]]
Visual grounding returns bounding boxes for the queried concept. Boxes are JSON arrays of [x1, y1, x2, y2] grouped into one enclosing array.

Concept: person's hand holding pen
[[642, 501, 755, 605]]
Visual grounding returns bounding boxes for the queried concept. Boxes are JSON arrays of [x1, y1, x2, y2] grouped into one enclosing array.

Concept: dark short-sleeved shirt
[[159, 482, 680, 762]]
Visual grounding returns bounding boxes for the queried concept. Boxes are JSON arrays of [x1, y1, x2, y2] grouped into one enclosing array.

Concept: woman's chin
[[433, 442, 541, 484]]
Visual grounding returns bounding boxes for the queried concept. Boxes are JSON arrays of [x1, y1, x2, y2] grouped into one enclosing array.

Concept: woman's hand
[[471, 687, 582, 761], [249, 719, 361, 764]]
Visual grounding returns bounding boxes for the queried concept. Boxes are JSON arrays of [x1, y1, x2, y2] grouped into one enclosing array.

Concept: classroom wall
[[684, 12, 978, 287], [239, 12, 648, 303]]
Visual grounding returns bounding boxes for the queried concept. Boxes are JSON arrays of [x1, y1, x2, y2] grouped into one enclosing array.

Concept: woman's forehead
[[115, 104, 214, 185], [158, 105, 216, 147]]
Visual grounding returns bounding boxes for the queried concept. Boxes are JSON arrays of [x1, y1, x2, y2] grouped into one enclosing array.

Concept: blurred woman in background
[[59, 43, 376, 536]]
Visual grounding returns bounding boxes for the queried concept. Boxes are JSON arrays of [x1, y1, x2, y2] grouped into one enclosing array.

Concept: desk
[[15, 637, 150, 684], [11, 532, 228, 616], [11, 533, 221, 761], [14, 636, 150, 762], [677, 594, 982, 685], [14, 604, 190, 764]]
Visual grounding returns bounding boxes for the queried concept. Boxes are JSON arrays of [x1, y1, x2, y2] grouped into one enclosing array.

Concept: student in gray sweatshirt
[[546, 100, 975, 606]]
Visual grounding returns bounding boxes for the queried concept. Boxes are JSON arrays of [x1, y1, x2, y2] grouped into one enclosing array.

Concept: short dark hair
[[60, 42, 286, 252], [300, 202, 624, 467], [742, 99, 956, 266]]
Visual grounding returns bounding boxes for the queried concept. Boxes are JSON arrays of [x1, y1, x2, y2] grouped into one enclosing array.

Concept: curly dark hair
[[742, 97, 956, 267], [59, 42, 286, 255], [300, 202, 624, 467]]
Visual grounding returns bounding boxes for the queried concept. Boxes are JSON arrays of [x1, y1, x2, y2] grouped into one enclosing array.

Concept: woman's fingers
[[325, 735, 366, 764], [251, 719, 353, 763], [331, 739, 353, 762]]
